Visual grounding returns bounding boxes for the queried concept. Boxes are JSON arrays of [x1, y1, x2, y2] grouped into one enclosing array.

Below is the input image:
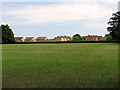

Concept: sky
[[1, 0, 119, 39]]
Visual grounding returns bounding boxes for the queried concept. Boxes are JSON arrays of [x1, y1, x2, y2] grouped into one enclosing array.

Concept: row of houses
[[15, 35, 107, 42], [15, 36, 72, 42], [15, 37, 48, 42]]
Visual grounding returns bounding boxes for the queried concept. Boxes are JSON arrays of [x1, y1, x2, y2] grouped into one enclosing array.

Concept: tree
[[107, 11, 120, 40], [0, 24, 15, 44], [73, 34, 82, 42], [105, 34, 112, 40]]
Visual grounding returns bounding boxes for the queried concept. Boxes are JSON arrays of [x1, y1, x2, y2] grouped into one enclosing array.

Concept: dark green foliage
[[107, 35, 112, 40], [83, 37, 86, 40], [0, 24, 15, 44], [20, 40, 23, 42], [15, 40, 118, 44], [105, 34, 112, 40], [107, 11, 120, 40], [73, 34, 82, 41]]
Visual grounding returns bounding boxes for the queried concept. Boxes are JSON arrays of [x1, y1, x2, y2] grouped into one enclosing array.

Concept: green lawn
[[2, 43, 118, 88]]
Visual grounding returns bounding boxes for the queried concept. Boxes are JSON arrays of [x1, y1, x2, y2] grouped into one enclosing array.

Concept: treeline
[[0, 11, 120, 44]]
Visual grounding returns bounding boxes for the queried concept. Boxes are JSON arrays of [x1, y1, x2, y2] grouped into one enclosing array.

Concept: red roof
[[15, 37, 24, 40], [25, 37, 35, 40]]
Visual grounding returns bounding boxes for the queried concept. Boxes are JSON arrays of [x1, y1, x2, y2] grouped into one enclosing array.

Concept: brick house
[[15, 37, 24, 42], [25, 37, 36, 42], [104, 36, 107, 40], [36, 37, 48, 42], [82, 35, 104, 41], [99, 36, 107, 40], [86, 35, 101, 40], [54, 36, 72, 41], [48, 39, 54, 41], [82, 35, 94, 40]]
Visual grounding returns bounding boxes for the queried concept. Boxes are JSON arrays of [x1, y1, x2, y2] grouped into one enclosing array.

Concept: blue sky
[[2, 0, 118, 39]]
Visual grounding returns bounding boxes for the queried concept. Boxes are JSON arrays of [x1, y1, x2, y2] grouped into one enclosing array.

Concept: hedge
[[13, 40, 119, 44]]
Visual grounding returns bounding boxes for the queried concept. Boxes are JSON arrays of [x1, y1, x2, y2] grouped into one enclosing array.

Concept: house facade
[[54, 36, 72, 41], [36, 37, 48, 42], [48, 39, 54, 41], [99, 36, 107, 40], [25, 37, 36, 42], [82, 35, 107, 41], [15, 37, 24, 42]]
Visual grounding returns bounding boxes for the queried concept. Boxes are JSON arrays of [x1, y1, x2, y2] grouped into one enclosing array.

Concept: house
[[82, 35, 103, 41], [36, 37, 48, 42], [54, 36, 72, 41], [25, 37, 36, 42], [99, 36, 107, 40], [48, 39, 54, 41], [15, 37, 24, 42], [82, 36, 86, 40], [86, 35, 101, 40], [104, 36, 107, 40]]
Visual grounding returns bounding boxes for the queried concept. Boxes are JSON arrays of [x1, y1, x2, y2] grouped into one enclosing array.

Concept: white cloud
[[98, 0, 118, 3], [3, 2, 116, 25]]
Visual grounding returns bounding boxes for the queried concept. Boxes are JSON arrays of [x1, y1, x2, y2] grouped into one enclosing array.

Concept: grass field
[[2, 43, 118, 88]]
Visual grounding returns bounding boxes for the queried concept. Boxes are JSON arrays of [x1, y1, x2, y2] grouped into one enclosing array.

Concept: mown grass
[[2, 43, 118, 88]]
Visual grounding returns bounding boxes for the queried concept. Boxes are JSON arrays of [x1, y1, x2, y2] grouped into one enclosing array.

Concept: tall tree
[[73, 34, 82, 42], [0, 24, 15, 44], [107, 11, 120, 40]]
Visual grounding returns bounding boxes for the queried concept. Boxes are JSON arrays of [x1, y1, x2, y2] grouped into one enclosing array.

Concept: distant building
[[36, 37, 48, 42], [86, 35, 102, 40], [82, 35, 106, 41], [15, 37, 24, 42], [48, 39, 54, 41], [82, 36, 86, 40], [25, 37, 36, 42], [54, 36, 72, 41], [99, 36, 107, 40]]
